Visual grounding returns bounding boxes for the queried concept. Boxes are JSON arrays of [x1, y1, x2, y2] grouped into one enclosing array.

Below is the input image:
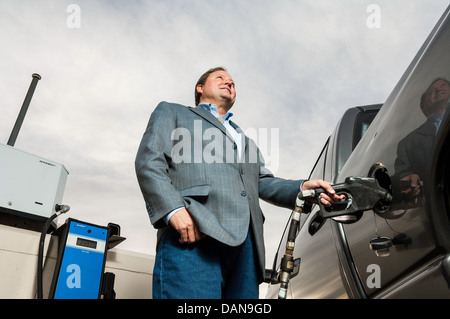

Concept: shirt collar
[[199, 103, 233, 122]]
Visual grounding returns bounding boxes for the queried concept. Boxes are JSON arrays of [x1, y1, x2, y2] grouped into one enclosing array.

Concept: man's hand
[[400, 174, 421, 198], [302, 179, 346, 206], [169, 208, 206, 244]]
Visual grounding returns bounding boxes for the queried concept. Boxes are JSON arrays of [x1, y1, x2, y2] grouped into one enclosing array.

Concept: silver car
[[266, 4, 450, 299]]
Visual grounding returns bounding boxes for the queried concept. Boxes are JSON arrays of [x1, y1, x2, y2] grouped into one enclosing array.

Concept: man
[[395, 78, 450, 202], [135, 67, 343, 299]]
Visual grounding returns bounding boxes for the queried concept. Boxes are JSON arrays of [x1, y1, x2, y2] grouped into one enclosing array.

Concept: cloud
[[0, 0, 448, 263]]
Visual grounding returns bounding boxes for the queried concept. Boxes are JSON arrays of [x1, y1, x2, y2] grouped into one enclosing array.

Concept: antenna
[[7, 73, 41, 147]]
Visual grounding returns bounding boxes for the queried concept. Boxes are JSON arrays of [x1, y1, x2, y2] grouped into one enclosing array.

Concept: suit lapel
[[189, 106, 227, 134], [189, 105, 249, 156]]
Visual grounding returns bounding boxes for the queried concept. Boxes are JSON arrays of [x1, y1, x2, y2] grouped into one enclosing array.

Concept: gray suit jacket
[[135, 101, 302, 281]]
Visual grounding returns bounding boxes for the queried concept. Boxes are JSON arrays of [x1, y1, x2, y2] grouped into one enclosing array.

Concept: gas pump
[[272, 176, 392, 299], [37, 216, 124, 299], [49, 219, 110, 299], [2, 73, 125, 299]]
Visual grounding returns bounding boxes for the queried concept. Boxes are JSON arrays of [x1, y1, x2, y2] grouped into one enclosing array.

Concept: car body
[[266, 5, 450, 299]]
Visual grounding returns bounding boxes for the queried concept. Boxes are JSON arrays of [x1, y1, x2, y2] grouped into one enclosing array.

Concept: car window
[[352, 110, 379, 149]]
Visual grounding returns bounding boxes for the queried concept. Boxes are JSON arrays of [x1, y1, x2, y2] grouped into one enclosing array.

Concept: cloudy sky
[[0, 1, 448, 266]]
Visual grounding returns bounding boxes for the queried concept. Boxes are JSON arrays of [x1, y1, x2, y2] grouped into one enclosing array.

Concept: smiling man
[[195, 68, 236, 114], [135, 66, 342, 299]]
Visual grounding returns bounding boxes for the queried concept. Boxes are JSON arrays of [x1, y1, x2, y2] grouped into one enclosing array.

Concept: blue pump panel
[[53, 219, 108, 299]]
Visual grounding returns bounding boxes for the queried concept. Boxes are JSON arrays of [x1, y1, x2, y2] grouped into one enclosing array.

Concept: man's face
[[428, 79, 450, 107], [197, 71, 236, 107]]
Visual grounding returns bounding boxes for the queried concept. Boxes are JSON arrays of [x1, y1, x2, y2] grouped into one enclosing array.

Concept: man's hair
[[194, 66, 227, 106]]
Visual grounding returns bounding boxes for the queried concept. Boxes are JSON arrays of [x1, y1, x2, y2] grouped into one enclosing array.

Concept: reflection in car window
[[394, 78, 450, 208]]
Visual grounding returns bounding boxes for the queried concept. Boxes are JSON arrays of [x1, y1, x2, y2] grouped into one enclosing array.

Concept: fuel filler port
[[368, 162, 393, 215]]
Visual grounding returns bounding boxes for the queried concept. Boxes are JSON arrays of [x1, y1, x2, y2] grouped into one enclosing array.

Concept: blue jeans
[[152, 227, 259, 299]]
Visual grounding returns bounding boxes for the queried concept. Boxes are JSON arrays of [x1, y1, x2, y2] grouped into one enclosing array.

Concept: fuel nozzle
[[276, 176, 393, 299], [300, 176, 392, 220]]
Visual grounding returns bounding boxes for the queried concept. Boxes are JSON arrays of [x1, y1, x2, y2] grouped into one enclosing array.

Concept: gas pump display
[[50, 219, 109, 299]]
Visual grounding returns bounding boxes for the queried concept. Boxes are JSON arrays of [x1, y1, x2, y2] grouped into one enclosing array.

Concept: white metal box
[[0, 143, 69, 221]]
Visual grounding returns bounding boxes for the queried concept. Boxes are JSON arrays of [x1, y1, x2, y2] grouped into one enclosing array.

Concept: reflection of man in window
[[395, 78, 450, 202], [422, 78, 450, 131]]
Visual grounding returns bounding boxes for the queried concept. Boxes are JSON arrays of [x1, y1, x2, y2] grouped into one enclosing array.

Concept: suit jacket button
[[241, 191, 247, 196]]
